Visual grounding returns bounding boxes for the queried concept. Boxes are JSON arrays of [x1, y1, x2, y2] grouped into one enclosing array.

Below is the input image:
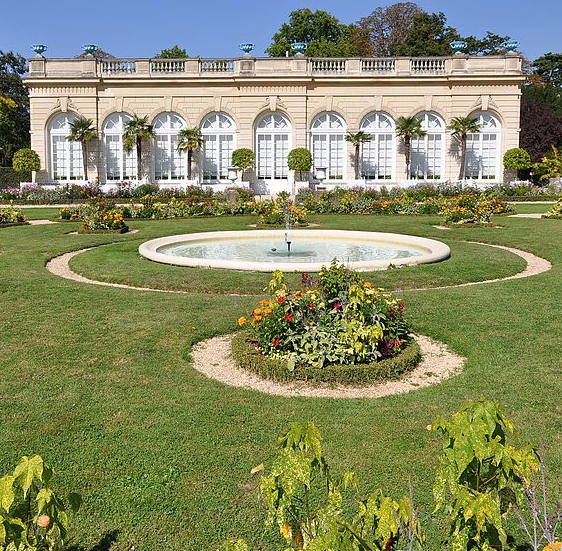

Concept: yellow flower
[[363, 281, 372, 288], [544, 543, 562, 551], [281, 523, 292, 539], [237, 316, 247, 326], [253, 308, 262, 315]]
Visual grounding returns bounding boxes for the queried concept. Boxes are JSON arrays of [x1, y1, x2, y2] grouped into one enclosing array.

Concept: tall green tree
[[67, 116, 97, 181], [395, 116, 426, 179], [532, 52, 562, 88], [123, 115, 155, 181], [463, 32, 512, 55], [177, 127, 203, 180], [345, 131, 371, 179], [352, 2, 423, 57], [448, 116, 481, 180], [154, 46, 188, 59], [266, 9, 359, 57], [393, 12, 460, 57], [0, 51, 29, 166]]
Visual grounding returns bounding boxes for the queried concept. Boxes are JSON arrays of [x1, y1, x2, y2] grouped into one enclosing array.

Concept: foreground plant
[[0, 205, 26, 226], [0, 454, 81, 550], [543, 198, 562, 219]]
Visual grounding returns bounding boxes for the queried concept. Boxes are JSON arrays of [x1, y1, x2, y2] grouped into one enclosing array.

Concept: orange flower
[[237, 316, 246, 326], [544, 543, 562, 551], [263, 307, 273, 315], [253, 308, 262, 315], [295, 290, 302, 297], [259, 300, 269, 307]]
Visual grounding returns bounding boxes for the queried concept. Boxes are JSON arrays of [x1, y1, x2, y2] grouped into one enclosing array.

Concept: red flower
[[388, 309, 395, 317], [278, 296, 286, 303], [308, 302, 314, 309], [394, 338, 403, 348], [398, 302, 405, 311], [333, 301, 342, 311], [285, 313, 294, 322], [272, 338, 280, 347]]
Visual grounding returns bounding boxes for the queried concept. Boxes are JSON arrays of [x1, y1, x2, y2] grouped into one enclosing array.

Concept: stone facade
[[25, 55, 524, 194]]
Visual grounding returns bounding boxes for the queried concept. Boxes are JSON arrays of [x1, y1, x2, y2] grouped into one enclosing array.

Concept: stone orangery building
[[25, 52, 524, 194]]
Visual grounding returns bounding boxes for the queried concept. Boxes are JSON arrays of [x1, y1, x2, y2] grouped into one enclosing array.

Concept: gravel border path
[[190, 333, 465, 398], [28, 220, 58, 225], [508, 213, 544, 219], [45, 241, 551, 295]]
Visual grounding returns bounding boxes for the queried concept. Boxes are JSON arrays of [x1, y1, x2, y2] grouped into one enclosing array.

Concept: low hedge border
[[231, 330, 422, 386]]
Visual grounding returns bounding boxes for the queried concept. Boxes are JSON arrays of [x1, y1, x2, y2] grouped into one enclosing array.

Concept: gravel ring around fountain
[[45, 241, 552, 296], [190, 333, 465, 398]]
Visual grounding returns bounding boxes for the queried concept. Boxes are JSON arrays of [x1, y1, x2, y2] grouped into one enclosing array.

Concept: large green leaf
[[13, 455, 43, 498], [0, 475, 15, 512]]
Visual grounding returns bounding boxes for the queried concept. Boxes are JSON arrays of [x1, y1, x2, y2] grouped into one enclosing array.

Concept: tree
[[287, 148, 312, 181], [0, 51, 29, 166], [532, 52, 562, 88], [463, 32, 512, 56], [67, 116, 97, 181], [393, 12, 460, 57], [345, 131, 371, 179], [533, 145, 562, 182], [154, 46, 188, 59], [123, 115, 155, 182], [177, 127, 203, 180], [503, 148, 531, 180], [266, 9, 359, 58], [395, 117, 426, 179], [520, 95, 562, 162], [522, 82, 562, 116], [12, 148, 40, 173], [448, 116, 481, 180], [352, 2, 423, 57]]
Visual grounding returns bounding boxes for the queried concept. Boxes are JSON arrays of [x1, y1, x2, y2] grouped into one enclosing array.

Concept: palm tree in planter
[[177, 127, 204, 181], [345, 131, 372, 180], [395, 116, 426, 180], [67, 116, 97, 182], [123, 115, 155, 182], [448, 116, 481, 180]]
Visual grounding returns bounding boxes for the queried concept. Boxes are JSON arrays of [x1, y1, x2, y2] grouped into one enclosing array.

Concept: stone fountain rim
[[137, 229, 451, 272]]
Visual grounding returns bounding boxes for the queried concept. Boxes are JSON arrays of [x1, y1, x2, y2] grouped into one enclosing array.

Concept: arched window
[[465, 111, 501, 180], [255, 112, 291, 181], [153, 112, 186, 181], [310, 112, 346, 180], [410, 112, 446, 180], [103, 113, 136, 181], [48, 113, 84, 181], [360, 112, 395, 180], [200, 112, 236, 181]]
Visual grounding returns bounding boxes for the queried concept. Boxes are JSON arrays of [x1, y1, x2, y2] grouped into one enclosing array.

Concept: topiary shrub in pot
[[503, 147, 532, 180], [287, 147, 312, 182], [231, 148, 255, 181]]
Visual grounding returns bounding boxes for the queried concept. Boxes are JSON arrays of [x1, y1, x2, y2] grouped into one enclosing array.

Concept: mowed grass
[[0, 213, 562, 550], [68, 215, 526, 294]]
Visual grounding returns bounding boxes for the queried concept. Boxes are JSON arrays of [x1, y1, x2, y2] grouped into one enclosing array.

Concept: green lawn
[[1, 213, 561, 550]]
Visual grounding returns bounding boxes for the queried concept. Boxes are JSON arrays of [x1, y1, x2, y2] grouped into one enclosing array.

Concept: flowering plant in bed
[[77, 199, 128, 233], [440, 194, 512, 225], [0, 205, 27, 226], [543, 198, 562, 219], [235, 262, 418, 383]]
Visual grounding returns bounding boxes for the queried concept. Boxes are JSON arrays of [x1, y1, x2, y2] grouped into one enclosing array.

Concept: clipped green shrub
[[287, 147, 312, 181], [503, 147, 532, 171], [12, 148, 41, 173], [231, 148, 255, 171]]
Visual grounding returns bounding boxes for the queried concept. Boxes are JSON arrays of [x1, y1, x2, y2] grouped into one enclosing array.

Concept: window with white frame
[[310, 112, 346, 180], [465, 112, 501, 180], [255, 113, 291, 180], [360, 112, 395, 180], [410, 112, 445, 180], [153, 112, 186, 181], [48, 113, 84, 182], [103, 113, 136, 181], [200, 112, 236, 181]]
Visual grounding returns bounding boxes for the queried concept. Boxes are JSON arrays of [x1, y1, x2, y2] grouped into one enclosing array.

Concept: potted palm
[[123, 115, 155, 182], [395, 116, 426, 180], [177, 127, 204, 181], [67, 116, 97, 182], [345, 131, 372, 180], [448, 116, 481, 180]]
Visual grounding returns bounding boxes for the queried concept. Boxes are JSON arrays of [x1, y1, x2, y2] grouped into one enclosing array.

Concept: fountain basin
[[138, 230, 450, 272]]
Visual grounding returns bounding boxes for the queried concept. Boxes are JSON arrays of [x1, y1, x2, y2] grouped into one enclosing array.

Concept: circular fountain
[[138, 230, 450, 272]]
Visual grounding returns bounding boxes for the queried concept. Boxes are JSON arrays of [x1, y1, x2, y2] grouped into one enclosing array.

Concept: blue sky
[[1, 0, 560, 61]]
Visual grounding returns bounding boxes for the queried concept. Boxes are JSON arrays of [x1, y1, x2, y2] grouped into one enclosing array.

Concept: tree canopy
[[532, 53, 562, 88], [0, 51, 29, 166], [266, 9, 359, 57], [520, 95, 562, 162], [154, 46, 188, 59]]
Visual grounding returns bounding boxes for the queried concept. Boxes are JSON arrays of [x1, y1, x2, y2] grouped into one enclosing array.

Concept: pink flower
[[285, 313, 294, 322], [333, 301, 342, 311]]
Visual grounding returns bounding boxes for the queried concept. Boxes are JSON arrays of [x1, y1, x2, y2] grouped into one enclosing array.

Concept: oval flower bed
[[61, 199, 128, 233], [233, 262, 421, 385], [440, 194, 512, 226], [0, 205, 27, 227]]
